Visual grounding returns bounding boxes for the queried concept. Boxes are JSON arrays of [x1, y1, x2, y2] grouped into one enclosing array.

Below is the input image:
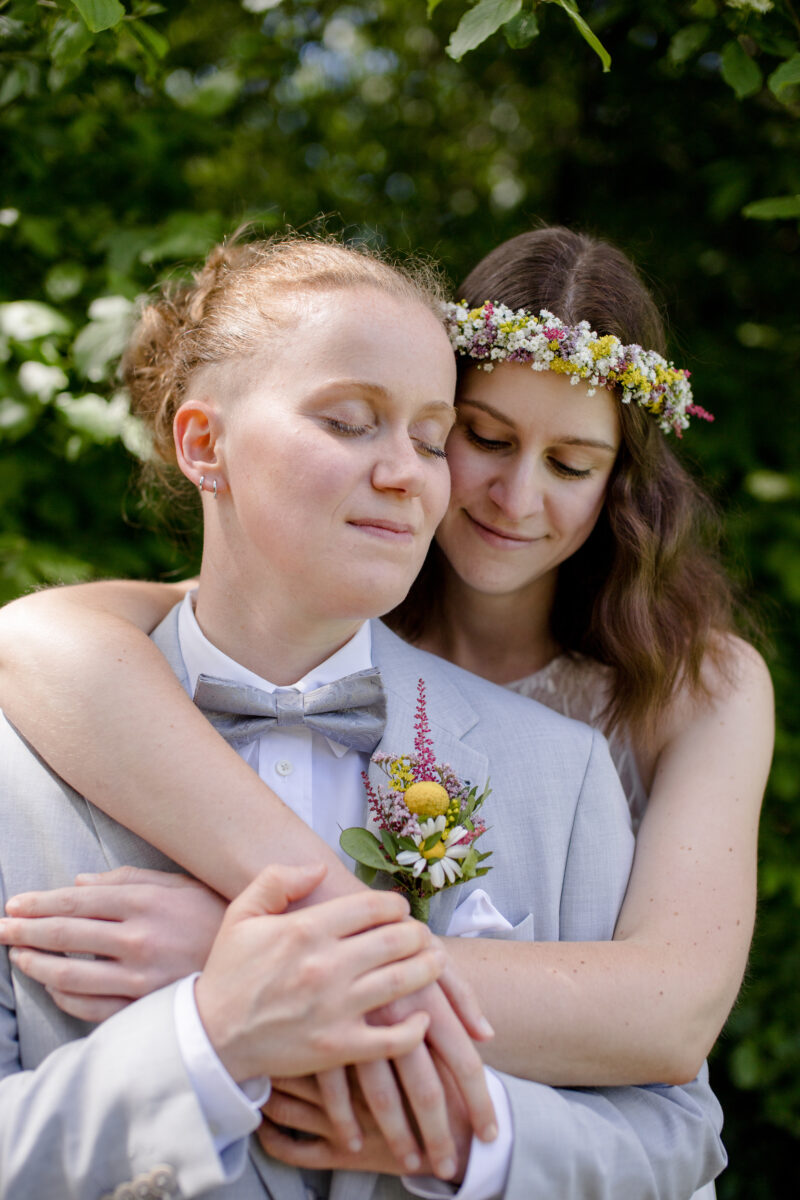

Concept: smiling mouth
[[349, 519, 416, 541], [465, 511, 545, 547]]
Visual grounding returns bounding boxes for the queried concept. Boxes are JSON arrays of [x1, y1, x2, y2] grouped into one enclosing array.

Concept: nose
[[487, 457, 544, 521], [371, 429, 427, 498]]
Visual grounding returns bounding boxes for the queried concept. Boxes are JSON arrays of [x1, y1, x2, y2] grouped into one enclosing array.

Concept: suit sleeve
[[498, 729, 727, 1200], [0, 953, 249, 1200]]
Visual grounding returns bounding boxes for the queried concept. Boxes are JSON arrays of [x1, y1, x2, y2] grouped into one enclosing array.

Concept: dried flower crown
[[442, 300, 714, 437]]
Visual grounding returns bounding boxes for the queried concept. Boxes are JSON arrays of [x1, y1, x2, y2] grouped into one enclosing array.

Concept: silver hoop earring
[[198, 475, 205, 493], [212, 479, 218, 500]]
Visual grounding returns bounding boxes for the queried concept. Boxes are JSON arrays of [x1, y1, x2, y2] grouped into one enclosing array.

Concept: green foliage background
[[1, 1, 798, 1189]]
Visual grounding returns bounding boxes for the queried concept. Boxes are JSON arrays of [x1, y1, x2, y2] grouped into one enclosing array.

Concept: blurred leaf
[[504, 11, 540, 50], [127, 19, 170, 61], [48, 18, 94, 66], [742, 195, 800, 219], [668, 23, 711, 66], [139, 212, 224, 265], [72, 297, 134, 381], [69, 0, 126, 34], [720, 39, 763, 98], [768, 52, 800, 97], [447, 0, 522, 62]]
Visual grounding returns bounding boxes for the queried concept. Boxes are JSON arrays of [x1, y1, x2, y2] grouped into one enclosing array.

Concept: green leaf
[[668, 23, 710, 66], [768, 53, 800, 97], [70, 0, 126, 34], [504, 10, 539, 50], [720, 40, 763, 99], [340, 827, 399, 872], [446, 0, 522, 62], [742, 195, 800, 220], [48, 18, 94, 66], [127, 20, 170, 61], [427, 0, 444, 15], [548, 1, 611, 72], [354, 862, 378, 886]]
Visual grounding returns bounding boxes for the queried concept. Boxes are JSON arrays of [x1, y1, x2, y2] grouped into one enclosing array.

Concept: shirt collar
[[177, 588, 373, 702]]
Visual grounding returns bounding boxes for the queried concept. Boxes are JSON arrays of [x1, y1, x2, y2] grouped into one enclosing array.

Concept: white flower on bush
[[0, 301, 70, 341], [396, 816, 472, 890], [726, 0, 773, 12], [18, 361, 68, 400]]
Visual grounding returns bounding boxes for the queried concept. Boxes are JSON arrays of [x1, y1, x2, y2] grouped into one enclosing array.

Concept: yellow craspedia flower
[[404, 781, 450, 818]]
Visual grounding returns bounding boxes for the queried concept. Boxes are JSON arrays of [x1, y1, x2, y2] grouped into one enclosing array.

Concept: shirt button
[[275, 759, 293, 777]]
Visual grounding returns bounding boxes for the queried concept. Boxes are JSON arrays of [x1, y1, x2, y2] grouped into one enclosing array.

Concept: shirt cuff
[[174, 972, 271, 1155], [401, 1070, 512, 1200]]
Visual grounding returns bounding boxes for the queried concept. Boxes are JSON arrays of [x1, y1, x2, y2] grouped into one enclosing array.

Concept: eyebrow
[[457, 398, 617, 453]]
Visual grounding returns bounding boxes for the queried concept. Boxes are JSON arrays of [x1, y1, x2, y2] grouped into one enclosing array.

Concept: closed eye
[[549, 458, 593, 479], [324, 418, 370, 436], [465, 428, 511, 452]]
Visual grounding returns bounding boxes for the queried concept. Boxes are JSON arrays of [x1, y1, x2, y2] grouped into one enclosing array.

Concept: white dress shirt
[[173, 592, 512, 1198]]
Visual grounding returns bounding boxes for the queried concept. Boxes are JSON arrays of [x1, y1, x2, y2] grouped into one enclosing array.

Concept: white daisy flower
[[397, 819, 473, 890]]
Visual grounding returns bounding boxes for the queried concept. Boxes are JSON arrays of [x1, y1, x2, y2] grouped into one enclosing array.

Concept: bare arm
[[0, 581, 360, 902], [0, 587, 772, 1084], [445, 636, 772, 1084]]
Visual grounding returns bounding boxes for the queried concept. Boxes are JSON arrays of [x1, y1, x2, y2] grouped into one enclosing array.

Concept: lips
[[465, 511, 544, 546], [349, 518, 416, 540]]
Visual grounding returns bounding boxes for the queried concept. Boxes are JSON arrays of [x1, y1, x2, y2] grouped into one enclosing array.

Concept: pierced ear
[[174, 399, 224, 488]]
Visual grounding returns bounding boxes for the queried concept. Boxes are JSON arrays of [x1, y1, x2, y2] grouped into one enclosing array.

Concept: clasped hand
[[0, 864, 496, 1179]]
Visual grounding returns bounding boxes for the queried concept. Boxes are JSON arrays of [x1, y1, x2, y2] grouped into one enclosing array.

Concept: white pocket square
[[445, 888, 514, 938]]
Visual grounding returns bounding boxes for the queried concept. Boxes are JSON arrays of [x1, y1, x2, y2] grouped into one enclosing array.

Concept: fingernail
[[76, 873, 99, 882], [8, 947, 19, 962], [404, 1153, 421, 1172], [479, 1017, 495, 1038], [4, 899, 20, 915], [348, 1138, 363, 1153], [437, 1158, 456, 1179], [482, 1122, 498, 1141]]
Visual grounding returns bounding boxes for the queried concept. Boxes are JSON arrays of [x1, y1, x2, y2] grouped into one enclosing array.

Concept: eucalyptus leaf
[[354, 862, 378, 886], [742, 195, 800, 220], [340, 827, 399, 872], [70, 0, 126, 34], [768, 53, 800, 97], [446, 0, 522, 62], [547, 1, 611, 72], [720, 40, 763, 99]]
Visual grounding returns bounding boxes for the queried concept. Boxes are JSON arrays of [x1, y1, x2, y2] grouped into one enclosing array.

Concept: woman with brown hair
[[0, 226, 771, 1189]]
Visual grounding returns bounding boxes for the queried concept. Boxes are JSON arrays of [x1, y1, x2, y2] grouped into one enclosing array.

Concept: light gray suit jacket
[[0, 610, 726, 1200]]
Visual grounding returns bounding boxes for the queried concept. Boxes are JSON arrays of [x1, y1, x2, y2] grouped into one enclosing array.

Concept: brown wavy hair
[[122, 230, 447, 495], [389, 227, 740, 736]]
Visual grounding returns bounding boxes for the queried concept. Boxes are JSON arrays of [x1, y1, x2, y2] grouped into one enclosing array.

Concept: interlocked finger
[[354, 1057, 422, 1173]]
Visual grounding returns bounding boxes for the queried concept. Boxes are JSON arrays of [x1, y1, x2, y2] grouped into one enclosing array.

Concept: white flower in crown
[[442, 300, 715, 438]]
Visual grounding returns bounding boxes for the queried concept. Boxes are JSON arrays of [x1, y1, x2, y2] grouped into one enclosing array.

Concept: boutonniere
[[340, 679, 491, 922]]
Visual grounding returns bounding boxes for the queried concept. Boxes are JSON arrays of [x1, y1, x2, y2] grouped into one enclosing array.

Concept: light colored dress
[[508, 653, 648, 828], [509, 653, 718, 1200]]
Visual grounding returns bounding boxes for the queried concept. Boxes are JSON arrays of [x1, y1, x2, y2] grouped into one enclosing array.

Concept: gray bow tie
[[193, 667, 387, 754]]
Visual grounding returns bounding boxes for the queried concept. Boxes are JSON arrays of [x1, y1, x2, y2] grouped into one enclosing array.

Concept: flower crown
[[442, 300, 714, 437]]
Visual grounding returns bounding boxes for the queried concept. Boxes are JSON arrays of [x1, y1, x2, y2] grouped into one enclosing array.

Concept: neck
[[422, 563, 560, 684], [194, 556, 365, 685]]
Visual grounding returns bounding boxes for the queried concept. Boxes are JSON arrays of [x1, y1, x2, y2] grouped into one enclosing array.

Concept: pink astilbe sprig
[[412, 678, 437, 781]]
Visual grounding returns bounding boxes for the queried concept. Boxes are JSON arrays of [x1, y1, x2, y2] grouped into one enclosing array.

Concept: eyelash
[[325, 418, 447, 460], [465, 429, 592, 478]]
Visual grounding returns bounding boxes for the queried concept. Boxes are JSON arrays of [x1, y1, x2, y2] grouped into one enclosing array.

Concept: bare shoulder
[[645, 633, 774, 769]]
